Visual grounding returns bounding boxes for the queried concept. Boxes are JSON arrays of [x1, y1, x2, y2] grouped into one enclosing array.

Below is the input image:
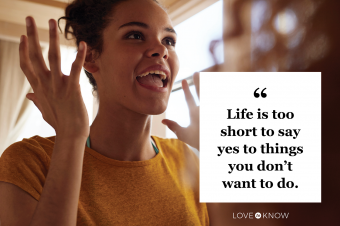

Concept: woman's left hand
[[162, 72, 200, 150]]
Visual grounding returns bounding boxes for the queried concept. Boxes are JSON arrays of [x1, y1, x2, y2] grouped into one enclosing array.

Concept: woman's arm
[[29, 135, 86, 226], [0, 16, 89, 226], [0, 136, 86, 226], [0, 182, 38, 226]]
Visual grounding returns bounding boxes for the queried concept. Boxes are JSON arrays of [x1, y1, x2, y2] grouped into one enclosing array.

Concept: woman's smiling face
[[92, 0, 179, 115]]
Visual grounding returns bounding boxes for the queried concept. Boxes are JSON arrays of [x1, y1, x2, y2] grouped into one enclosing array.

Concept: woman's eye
[[127, 33, 142, 40], [164, 38, 176, 47]]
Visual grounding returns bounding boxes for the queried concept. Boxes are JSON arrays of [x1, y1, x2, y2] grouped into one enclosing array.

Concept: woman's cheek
[[171, 53, 180, 82], [169, 51, 179, 84]]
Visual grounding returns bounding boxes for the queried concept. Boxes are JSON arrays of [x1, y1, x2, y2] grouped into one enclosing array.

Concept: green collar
[[86, 135, 159, 154]]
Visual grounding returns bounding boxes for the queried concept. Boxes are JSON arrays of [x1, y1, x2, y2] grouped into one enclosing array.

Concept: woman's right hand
[[19, 16, 89, 139]]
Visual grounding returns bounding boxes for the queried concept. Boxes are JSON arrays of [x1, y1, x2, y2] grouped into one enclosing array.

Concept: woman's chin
[[139, 102, 168, 116], [146, 106, 167, 116]]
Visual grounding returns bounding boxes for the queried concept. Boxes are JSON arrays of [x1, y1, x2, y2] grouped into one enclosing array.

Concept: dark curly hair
[[57, 0, 161, 97]]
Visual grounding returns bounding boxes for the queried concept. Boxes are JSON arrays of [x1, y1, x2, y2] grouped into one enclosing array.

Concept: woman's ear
[[83, 47, 99, 73]]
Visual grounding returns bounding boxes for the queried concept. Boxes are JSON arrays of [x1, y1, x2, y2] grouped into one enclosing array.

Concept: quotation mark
[[255, 212, 261, 219], [254, 88, 267, 98]]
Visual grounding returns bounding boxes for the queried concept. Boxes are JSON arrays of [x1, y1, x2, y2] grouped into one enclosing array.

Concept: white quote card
[[200, 72, 321, 203]]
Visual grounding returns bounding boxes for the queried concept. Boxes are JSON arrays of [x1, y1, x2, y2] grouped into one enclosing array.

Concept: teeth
[[137, 70, 167, 80]]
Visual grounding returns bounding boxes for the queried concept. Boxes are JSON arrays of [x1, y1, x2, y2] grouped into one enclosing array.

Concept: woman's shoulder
[[0, 135, 56, 201], [152, 136, 199, 163], [152, 135, 190, 151], [1, 135, 56, 161], [0, 135, 57, 178]]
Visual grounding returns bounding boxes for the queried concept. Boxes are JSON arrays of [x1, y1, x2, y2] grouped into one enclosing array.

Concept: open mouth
[[136, 71, 168, 88]]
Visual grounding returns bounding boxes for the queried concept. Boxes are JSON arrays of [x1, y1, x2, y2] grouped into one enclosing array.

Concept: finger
[[193, 72, 200, 99], [162, 119, 184, 137], [26, 16, 49, 77], [26, 93, 42, 111], [70, 42, 87, 85], [182, 79, 196, 110], [48, 19, 62, 85], [19, 35, 38, 88]]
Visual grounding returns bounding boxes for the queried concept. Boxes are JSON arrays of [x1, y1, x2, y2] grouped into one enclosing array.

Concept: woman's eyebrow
[[165, 27, 177, 35], [118, 21, 177, 35], [119, 21, 148, 29]]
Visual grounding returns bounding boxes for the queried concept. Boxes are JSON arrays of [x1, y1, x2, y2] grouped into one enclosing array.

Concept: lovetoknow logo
[[255, 212, 261, 219], [233, 212, 289, 219]]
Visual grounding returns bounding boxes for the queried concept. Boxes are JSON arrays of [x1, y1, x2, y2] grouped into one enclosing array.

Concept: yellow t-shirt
[[0, 135, 209, 226]]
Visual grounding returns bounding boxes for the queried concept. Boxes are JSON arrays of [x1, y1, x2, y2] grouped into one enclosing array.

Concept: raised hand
[[19, 17, 89, 139], [162, 72, 200, 150]]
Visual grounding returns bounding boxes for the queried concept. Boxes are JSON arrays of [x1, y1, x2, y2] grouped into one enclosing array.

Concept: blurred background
[[0, 0, 339, 225]]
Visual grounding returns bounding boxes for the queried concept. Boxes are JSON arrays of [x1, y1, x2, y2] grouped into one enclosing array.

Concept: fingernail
[[49, 20, 55, 30], [79, 42, 84, 51], [26, 17, 31, 27]]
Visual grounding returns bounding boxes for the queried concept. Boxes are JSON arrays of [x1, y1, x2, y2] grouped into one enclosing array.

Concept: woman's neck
[[88, 105, 156, 161]]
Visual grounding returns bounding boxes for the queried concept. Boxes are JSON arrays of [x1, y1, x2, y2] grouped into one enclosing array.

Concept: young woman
[[0, 0, 206, 225]]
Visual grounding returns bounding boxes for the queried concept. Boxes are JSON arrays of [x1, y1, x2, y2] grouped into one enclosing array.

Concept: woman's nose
[[145, 42, 168, 60]]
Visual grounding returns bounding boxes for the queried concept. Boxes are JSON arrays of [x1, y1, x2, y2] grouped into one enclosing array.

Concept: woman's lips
[[136, 74, 164, 87], [136, 64, 170, 92], [138, 65, 170, 79], [136, 78, 168, 92]]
